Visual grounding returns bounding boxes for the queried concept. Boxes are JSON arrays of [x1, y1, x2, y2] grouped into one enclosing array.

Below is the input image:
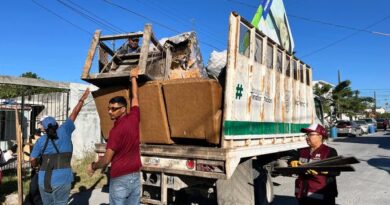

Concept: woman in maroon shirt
[[290, 124, 339, 205]]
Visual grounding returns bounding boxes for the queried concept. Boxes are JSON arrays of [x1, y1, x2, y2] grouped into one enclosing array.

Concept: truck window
[[238, 24, 250, 57], [254, 34, 263, 63], [276, 49, 282, 73], [266, 43, 273, 69], [300, 63, 304, 83], [306, 67, 311, 86], [285, 55, 291, 77]]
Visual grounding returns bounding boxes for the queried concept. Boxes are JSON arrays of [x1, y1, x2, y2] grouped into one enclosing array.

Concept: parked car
[[354, 120, 369, 134], [362, 118, 377, 132], [336, 121, 363, 137], [376, 118, 389, 130]]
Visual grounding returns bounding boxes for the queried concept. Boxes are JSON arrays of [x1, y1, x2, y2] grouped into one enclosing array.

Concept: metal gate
[[0, 76, 70, 203]]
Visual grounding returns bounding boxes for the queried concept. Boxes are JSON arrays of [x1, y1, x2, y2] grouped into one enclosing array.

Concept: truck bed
[[139, 136, 307, 179]]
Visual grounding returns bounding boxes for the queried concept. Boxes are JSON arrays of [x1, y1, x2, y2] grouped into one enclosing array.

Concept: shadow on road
[[68, 176, 104, 205], [333, 134, 390, 150], [272, 195, 298, 205], [367, 157, 390, 174]]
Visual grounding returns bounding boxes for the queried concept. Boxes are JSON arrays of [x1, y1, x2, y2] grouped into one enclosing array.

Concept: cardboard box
[[162, 79, 222, 144], [92, 84, 173, 144], [139, 81, 173, 144], [92, 86, 130, 139]]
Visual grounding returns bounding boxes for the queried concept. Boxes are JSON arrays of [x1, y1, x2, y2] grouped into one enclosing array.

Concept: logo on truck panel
[[235, 84, 244, 99]]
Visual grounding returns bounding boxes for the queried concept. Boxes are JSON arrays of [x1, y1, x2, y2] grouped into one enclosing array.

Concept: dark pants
[[298, 197, 336, 205], [28, 171, 43, 205]]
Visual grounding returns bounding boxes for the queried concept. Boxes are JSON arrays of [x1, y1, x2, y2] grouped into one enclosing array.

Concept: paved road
[[272, 130, 390, 205], [68, 131, 390, 205]]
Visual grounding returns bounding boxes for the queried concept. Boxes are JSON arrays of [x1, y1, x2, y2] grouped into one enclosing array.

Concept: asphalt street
[[272, 130, 390, 205], [66, 131, 390, 205]]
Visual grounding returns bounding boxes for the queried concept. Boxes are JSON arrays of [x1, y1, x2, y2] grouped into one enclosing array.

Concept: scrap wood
[[302, 155, 360, 167], [274, 165, 355, 175]]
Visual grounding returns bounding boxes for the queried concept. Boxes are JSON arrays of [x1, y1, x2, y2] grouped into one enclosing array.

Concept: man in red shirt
[[88, 68, 141, 205]]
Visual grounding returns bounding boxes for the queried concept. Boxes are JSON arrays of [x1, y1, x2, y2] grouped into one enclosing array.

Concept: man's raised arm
[[69, 88, 90, 121], [130, 68, 139, 107]]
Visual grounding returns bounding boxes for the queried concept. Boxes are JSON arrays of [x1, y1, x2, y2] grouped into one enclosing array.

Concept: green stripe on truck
[[224, 121, 310, 135]]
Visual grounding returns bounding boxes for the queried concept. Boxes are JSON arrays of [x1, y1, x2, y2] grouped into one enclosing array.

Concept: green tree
[[332, 80, 373, 120], [0, 72, 64, 98], [313, 83, 333, 121]]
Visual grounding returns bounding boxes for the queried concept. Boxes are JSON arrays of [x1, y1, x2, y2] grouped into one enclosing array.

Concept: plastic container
[[368, 125, 375, 134], [330, 127, 338, 138]]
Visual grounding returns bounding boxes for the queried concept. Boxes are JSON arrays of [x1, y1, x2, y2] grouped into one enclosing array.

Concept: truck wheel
[[253, 161, 274, 205], [216, 158, 275, 205], [216, 159, 255, 205], [254, 172, 274, 205]]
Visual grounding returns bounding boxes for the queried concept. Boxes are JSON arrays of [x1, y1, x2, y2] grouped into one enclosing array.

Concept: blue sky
[[0, 0, 389, 108]]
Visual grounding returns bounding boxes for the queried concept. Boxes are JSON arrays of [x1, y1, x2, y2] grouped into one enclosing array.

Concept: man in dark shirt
[[119, 37, 140, 54], [87, 68, 141, 205]]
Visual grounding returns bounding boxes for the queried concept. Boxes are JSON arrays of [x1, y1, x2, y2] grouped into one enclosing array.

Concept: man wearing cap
[[290, 123, 339, 205], [30, 89, 90, 205], [119, 37, 140, 54]]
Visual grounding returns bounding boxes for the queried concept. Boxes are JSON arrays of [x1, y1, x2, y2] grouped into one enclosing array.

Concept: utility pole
[[338, 69, 341, 84], [337, 69, 341, 119], [374, 91, 377, 116]]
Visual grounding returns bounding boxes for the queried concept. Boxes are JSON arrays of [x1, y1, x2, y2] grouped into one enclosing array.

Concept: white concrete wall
[[68, 83, 101, 159]]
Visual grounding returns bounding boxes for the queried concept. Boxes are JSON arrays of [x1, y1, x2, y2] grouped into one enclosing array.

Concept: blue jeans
[[39, 183, 71, 205], [109, 172, 141, 205]]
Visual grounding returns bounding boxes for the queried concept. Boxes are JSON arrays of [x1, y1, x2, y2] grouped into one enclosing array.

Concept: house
[[0, 75, 101, 159]]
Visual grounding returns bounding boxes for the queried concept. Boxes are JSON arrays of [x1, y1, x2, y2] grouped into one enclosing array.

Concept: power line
[[136, 0, 226, 46], [31, 0, 92, 35], [63, 0, 125, 33], [227, 0, 390, 36], [301, 14, 390, 58], [288, 14, 390, 37], [102, 0, 222, 51], [57, 0, 123, 33], [227, 0, 390, 58]]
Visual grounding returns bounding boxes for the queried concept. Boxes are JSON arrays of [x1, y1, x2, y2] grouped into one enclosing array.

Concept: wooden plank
[[140, 198, 163, 205], [274, 165, 355, 175], [99, 32, 143, 41], [141, 166, 226, 179], [138, 24, 152, 75], [140, 144, 227, 161], [160, 173, 167, 205], [301, 156, 360, 167], [15, 108, 23, 205], [150, 33, 164, 52], [82, 30, 101, 79], [98, 42, 115, 56], [0, 75, 69, 89]]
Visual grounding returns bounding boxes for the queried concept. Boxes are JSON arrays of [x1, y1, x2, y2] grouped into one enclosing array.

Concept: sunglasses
[[108, 106, 124, 112], [306, 133, 320, 137]]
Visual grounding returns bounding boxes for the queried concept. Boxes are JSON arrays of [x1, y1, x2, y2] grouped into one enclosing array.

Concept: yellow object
[[290, 160, 301, 167], [306, 169, 318, 175]]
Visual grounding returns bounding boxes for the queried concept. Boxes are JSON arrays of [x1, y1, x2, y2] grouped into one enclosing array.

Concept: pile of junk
[[82, 26, 227, 146]]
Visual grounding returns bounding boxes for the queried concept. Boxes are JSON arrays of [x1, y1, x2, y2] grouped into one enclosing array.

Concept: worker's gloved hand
[[306, 169, 318, 175], [290, 160, 302, 167], [320, 171, 329, 175]]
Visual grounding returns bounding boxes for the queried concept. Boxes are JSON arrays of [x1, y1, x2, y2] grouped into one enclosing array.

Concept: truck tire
[[255, 172, 274, 205], [253, 160, 274, 205], [216, 159, 255, 205]]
